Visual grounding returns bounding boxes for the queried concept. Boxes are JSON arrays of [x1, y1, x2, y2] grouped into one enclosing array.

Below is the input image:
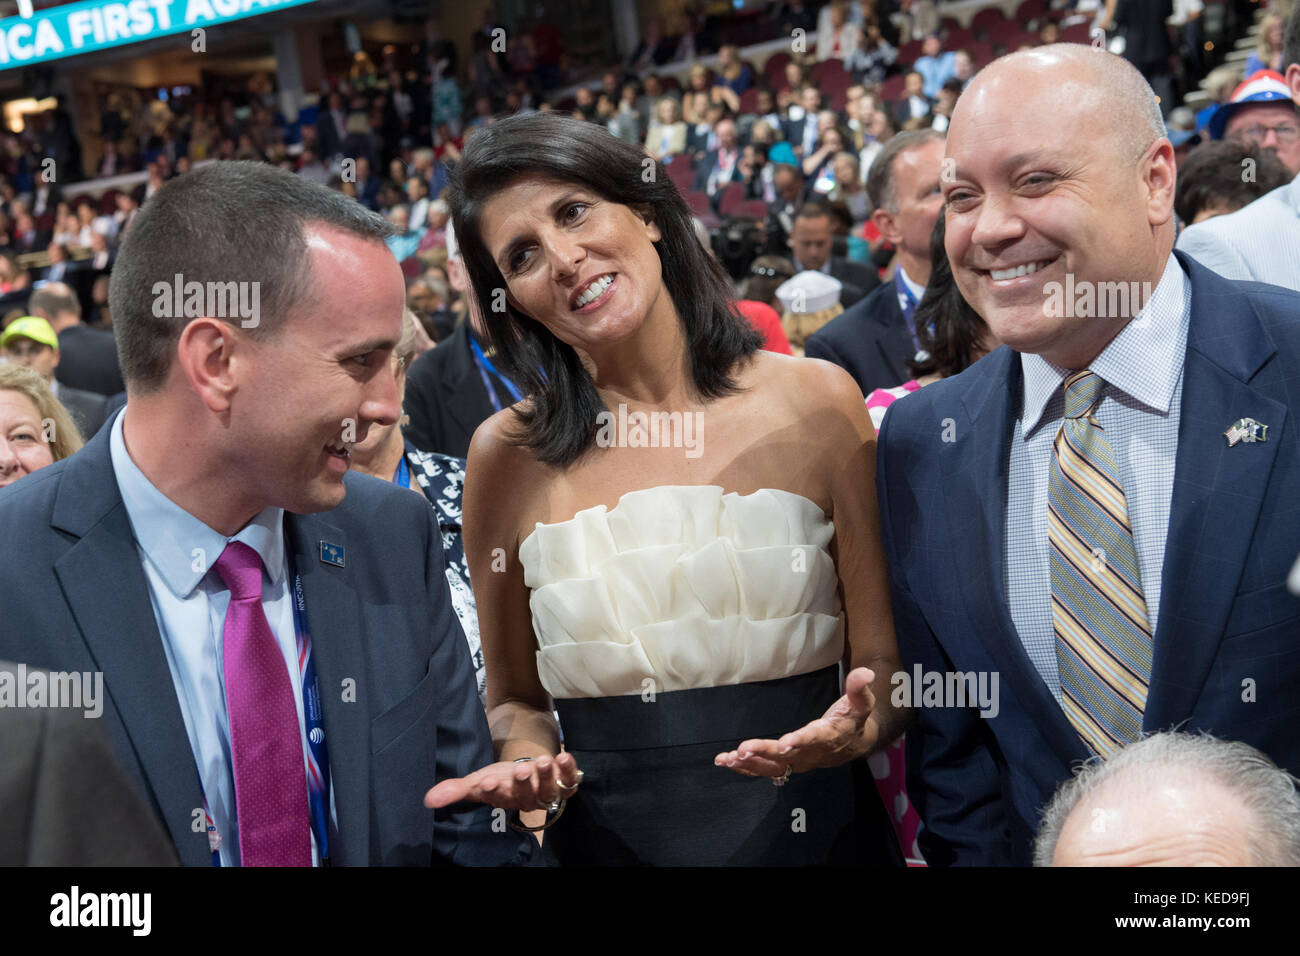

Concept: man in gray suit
[[1175, 7, 1300, 290], [0, 162, 536, 867]]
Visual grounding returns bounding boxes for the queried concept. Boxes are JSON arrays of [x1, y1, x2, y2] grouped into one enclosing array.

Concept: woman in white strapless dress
[[424, 112, 908, 865]]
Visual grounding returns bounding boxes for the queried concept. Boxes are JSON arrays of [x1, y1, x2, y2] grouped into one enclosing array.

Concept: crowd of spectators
[[0, 0, 1285, 401]]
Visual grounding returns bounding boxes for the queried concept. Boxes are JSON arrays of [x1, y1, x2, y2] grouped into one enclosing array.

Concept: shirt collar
[[110, 411, 286, 598], [896, 263, 925, 303], [1020, 252, 1189, 435], [793, 257, 833, 275]]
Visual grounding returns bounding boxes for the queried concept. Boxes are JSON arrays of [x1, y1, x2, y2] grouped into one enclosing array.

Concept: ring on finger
[[772, 765, 793, 787]]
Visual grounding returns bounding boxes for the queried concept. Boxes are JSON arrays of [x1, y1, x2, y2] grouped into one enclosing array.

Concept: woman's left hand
[[714, 667, 878, 779]]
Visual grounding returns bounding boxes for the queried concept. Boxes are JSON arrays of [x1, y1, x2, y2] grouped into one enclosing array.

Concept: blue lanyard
[[469, 336, 524, 412], [894, 270, 921, 349], [198, 557, 331, 866], [394, 454, 411, 488]]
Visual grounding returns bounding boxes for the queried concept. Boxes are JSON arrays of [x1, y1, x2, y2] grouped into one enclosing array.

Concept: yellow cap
[[0, 316, 59, 351]]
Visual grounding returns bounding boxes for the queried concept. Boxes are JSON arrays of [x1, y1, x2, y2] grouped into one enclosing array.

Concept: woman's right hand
[[424, 750, 582, 812]]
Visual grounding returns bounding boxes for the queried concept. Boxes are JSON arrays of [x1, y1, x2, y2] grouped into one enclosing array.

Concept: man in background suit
[[877, 46, 1300, 865], [805, 131, 945, 396], [0, 162, 536, 867], [316, 90, 349, 159], [1175, 10, 1300, 291], [892, 71, 934, 127], [28, 282, 125, 398], [782, 201, 880, 310], [0, 316, 109, 436], [692, 117, 742, 198], [404, 219, 524, 458], [781, 86, 826, 158]]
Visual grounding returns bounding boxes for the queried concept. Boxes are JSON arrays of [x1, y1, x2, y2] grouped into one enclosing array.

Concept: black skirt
[[542, 665, 904, 866]]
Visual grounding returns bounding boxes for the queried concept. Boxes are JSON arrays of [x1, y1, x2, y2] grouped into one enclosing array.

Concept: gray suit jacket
[[54, 382, 109, 438], [0, 660, 178, 866], [0, 414, 537, 867], [1175, 174, 1300, 292]]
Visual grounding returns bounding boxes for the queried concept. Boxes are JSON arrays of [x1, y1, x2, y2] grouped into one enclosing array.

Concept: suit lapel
[[442, 326, 496, 439], [941, 350, 1088, 767], [286, 510, 371, 866], [50, 429, 209, 866], [1146, 255, 1287, 730], [874, 291, 915, 386]]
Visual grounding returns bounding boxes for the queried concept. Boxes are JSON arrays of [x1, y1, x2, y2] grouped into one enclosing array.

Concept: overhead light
[[4, 96, 58, 133]]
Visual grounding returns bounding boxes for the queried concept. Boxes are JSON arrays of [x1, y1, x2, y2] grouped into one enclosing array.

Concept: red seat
[[898, 40, 925, 64], [729, 199, 770, 221], [985, 20, 1026, 45], [1015, 0, 1048, 20], [739, 87, 759, 114], [967, 42, 995, 67], [764, 51, 791, 80], [971, 8, 1007, 34], [825, 85, 851, 112], [99, 189, 120, 216], [879, 74, 906, 101], [810, 59, 849, 84], [716, 183, 747, 215], [819, 71, 852, 102], [665, 158, 695, 190], [1061, 22, 1092, 45], [684, 190, 721, 229], [944, 27, 977, 50]]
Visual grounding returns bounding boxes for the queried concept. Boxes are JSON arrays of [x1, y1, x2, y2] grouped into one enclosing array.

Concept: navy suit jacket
[[876, 252, 1300, 865], [804, 278, 913, 397], [0, 414, 536, 867]]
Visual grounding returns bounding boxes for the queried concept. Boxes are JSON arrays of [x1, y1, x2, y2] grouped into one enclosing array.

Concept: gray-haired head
[[1034, 731, 1300, 867], [109, 160, 393, 393]]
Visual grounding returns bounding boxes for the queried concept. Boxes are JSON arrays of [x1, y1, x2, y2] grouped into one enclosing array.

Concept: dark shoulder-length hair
[[908, 212, 989, 381], [444, 111, 762, 467]]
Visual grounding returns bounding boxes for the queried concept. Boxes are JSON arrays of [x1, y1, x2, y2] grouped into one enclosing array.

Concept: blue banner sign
[[0, 0, 320, 69]]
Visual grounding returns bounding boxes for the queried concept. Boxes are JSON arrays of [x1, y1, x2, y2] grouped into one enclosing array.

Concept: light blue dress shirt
[[915, 51, 957, 100], [385, 227, 427, 263], [109, 411, 333, 865], [1005, 253, 1190, 702], [1175, 173, 1300, 293]]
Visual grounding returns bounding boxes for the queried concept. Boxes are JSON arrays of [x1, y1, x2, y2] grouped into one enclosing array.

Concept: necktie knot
[[213, 541, 264, 601], [1063, 370, 1106, 421]]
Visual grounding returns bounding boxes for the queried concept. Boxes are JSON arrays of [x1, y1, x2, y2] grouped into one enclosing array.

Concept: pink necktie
[[213, 541, 312, 867]]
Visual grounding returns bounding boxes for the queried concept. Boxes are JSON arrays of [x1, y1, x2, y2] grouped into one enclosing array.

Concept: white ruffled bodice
[[518, 485, 845, 699]]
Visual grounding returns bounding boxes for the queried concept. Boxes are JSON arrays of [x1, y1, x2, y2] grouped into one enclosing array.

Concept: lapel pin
[[1224, 418, 1268, 447], [319, 541, 345, 568]]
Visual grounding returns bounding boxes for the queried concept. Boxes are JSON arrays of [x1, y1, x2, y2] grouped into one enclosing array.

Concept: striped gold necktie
[[1049, 370, 1152, 758]]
